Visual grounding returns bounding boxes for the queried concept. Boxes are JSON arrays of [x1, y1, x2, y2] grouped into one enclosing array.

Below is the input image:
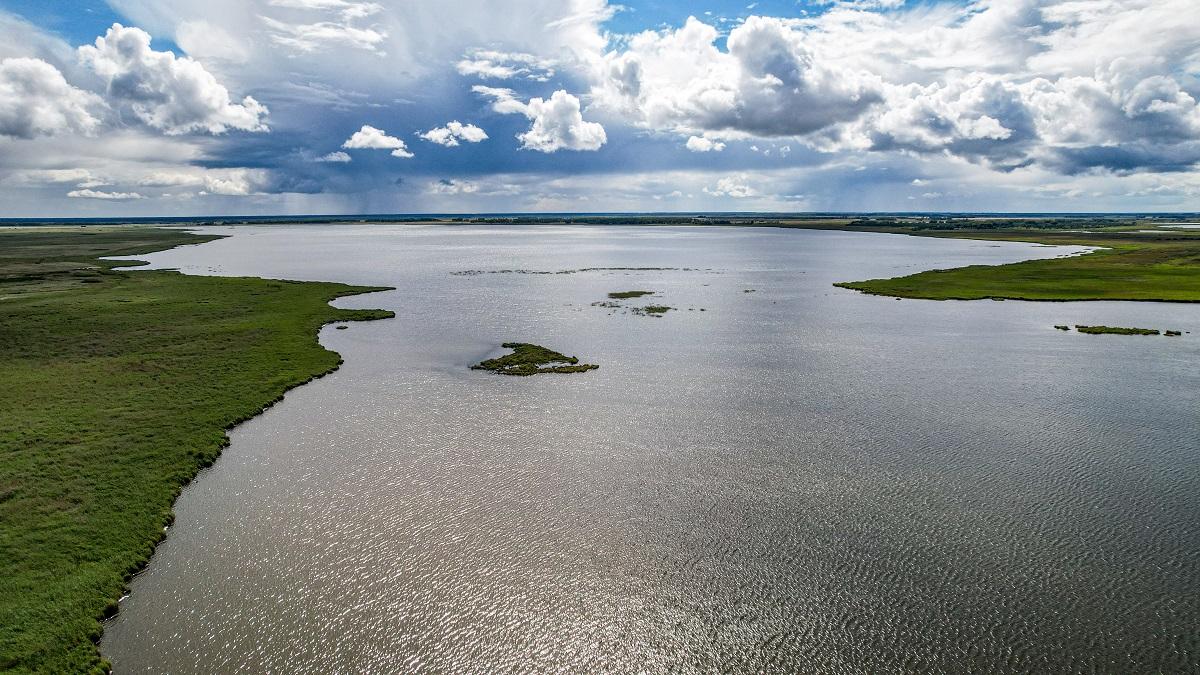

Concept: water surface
[[103, 224, 1200, 672]]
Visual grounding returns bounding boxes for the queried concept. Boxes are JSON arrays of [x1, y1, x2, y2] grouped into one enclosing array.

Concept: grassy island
[[0, 227, 393, 673], [471, 342, 599, 376], [634, 305, 673, 316], [1075, 325, 1161, 335], [607, 290, 655, 299]]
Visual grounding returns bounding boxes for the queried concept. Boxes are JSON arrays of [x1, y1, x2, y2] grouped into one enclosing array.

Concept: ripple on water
[[101, 225, 1200, 673]]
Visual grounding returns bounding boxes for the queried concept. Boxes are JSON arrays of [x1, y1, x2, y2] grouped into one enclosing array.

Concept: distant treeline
[[5, 213, 1195, 229], [448, 216, 769, 225], [846, 217, 1144, 231]]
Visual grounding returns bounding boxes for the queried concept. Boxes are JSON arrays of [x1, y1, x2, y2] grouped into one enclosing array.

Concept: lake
[[102, 224, 1200, 672]]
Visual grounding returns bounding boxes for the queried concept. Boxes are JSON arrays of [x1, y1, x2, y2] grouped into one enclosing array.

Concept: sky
[[1, 0, 1199, 216]]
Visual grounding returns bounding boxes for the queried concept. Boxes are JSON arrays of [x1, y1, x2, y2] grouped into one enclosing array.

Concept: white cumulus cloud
[[685, 136, 725, 152], [476, 87, 605, 152], [704, 175, 758, 198], [67, 188, 145, 200], [342, 124, 413, 157], [418, 121, 488, 147], [592, 15, 883, 138], [586, 2, 1200, 175], [78, 23, 268, 135], [0, 57, 104, 139]]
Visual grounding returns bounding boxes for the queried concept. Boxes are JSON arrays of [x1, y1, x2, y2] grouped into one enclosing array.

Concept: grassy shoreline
[[809, 221, 1200, 302], [0, 228, 393, 673]]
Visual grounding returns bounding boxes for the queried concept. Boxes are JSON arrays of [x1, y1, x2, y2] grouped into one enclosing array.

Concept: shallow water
[[102, 224, 1200, 673]]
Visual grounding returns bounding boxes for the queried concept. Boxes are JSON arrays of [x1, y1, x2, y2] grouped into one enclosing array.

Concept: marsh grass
[[471, 342, 599, 376], [832, 228, 1200, 302], [0, 227, 393, 673], [1075, 325, 1160, 335]]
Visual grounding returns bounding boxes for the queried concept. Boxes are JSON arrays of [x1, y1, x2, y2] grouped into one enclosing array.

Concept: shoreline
[[0, 227, 394, 673]]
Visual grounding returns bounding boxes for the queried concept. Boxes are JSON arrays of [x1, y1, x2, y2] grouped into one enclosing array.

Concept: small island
[[633, 305, 673, 316], [608, 290, 655, 299], [1075, 325, 1160, 335], [471, 342, 600, 376]]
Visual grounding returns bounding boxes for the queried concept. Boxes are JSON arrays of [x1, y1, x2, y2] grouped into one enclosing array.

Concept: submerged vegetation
[[471, 342, 599, 376], [435, 214, 1200, 303], [452, 267, 701, 276], [592, 290, 675, 318], [592, 299, 676, 317], [0, 227, 393, 673]]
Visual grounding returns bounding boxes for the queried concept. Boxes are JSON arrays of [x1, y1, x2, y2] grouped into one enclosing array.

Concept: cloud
[[703, 174, 758, 198], [456, 49, 556, 81], [592, 15, 884, 138], [67, 188, 145, 200], [260, 0, 387, 53], [125, 168, 274, 195], [3, 1, 1200, 214], [136, 171, 205, 187], [0, 58, 104, 139], [201, 169, 269, 195], [316, 150, 352, 162], [259, 16, 387, 53], [477, 87, 605, 152], [176, 20, 251, 64], [685, 136, 725, 152], [428, 178, 478, 194], [472, 85, 528, 115], [341, 124, 413, 157], [585, 3, 1200, 176], [520, 91, 607, 152], [6, 168, 104, 187], [78, 24, 268, 135], [418, 121, 488, 147], [267, 0, 384, 19], [866, 74, 1038, 170]]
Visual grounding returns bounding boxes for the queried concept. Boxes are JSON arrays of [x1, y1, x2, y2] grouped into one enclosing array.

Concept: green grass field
[[831, 227, 1200, 302], [0, 227, 393, 673]]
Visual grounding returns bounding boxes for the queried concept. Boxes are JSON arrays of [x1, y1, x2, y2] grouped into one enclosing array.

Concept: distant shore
[[6, 216, 1197, 302]]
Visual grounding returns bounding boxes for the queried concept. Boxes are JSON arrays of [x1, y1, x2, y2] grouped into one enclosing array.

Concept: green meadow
[[830, 225, 1200, 302], [0, 228, 392, 673]]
